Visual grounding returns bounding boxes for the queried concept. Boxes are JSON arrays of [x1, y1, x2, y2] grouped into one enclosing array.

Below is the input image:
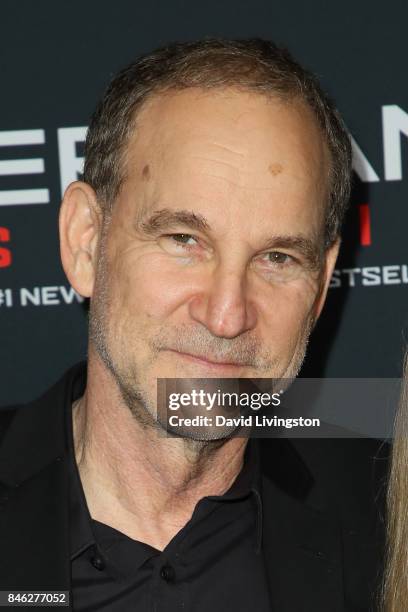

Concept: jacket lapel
[[260, 437, 344, 612], [0, 366, 81, 610]]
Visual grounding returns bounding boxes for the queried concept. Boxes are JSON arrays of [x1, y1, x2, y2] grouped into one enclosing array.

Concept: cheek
[[258, 280, 318, 347], [109, 252, 196, 321]]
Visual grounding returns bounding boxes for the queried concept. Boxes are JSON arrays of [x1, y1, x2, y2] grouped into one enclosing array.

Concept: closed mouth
[[166, 349, 246, 367]]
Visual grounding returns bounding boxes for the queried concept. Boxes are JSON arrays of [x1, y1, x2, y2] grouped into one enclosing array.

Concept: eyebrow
[[138, 208, 210, 235], [137, 207, 323, 268]]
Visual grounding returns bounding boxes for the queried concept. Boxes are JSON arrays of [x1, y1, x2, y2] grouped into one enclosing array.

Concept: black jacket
[[0, 362, 388, 611]]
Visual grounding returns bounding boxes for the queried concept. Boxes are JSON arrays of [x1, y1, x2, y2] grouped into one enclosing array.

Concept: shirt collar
[[205, 436, 263, 552]]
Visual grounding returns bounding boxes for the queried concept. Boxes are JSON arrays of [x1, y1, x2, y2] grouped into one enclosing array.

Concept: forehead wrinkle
[[210, 141, 246, 157], [192, 155, 244, 170], [200, 171, 287, 192]]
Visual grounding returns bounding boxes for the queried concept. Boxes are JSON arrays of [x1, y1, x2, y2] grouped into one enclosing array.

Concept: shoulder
[[260, 432, 390, 518], [291, 432, 389, 473], [299, 435, 390, 530], [291, 434, 389, 490]]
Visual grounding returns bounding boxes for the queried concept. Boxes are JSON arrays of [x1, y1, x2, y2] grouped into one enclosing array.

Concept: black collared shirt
[[66, 363, 271, 611]]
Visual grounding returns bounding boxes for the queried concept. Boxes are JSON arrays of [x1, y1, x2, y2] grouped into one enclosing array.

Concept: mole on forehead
[[268, 162, 283, 176], [141, 164, 151, 180]]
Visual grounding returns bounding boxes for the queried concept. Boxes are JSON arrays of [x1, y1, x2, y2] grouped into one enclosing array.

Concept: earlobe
[[59, 181, 102, 298]]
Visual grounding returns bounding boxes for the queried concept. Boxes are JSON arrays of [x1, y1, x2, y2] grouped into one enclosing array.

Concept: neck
[[72, 354, 247, 551]]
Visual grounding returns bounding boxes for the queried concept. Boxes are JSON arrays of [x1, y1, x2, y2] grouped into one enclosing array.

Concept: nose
[[188, 262, 258, 339]]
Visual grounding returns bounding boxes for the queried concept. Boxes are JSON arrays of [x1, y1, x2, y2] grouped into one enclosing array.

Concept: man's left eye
[[168, 233, 198, 246], [265, 251, 293, 265]]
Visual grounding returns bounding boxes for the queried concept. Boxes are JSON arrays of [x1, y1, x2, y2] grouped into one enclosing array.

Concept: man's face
[[88, 88, 335, 427]]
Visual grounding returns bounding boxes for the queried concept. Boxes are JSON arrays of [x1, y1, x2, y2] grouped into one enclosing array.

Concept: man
[[0, 39, 387, 611]]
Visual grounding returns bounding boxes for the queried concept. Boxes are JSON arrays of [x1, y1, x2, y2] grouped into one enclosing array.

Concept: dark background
[[0, 0, 407, 407]]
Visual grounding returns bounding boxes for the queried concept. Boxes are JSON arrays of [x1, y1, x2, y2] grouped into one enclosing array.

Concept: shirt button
[[160, 564, 176, 582], [90, 554, 105, 571]]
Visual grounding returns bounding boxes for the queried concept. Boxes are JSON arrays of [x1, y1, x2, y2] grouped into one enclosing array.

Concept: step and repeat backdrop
[[0, 0, 407, 407]]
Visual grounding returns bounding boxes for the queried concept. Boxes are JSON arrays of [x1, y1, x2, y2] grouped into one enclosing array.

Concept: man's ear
[[59, 181, 102, 298], [312, 237, 341, 323]]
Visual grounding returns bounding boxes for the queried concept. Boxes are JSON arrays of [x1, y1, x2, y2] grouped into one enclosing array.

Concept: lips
[[166, 348, 246, 368]]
